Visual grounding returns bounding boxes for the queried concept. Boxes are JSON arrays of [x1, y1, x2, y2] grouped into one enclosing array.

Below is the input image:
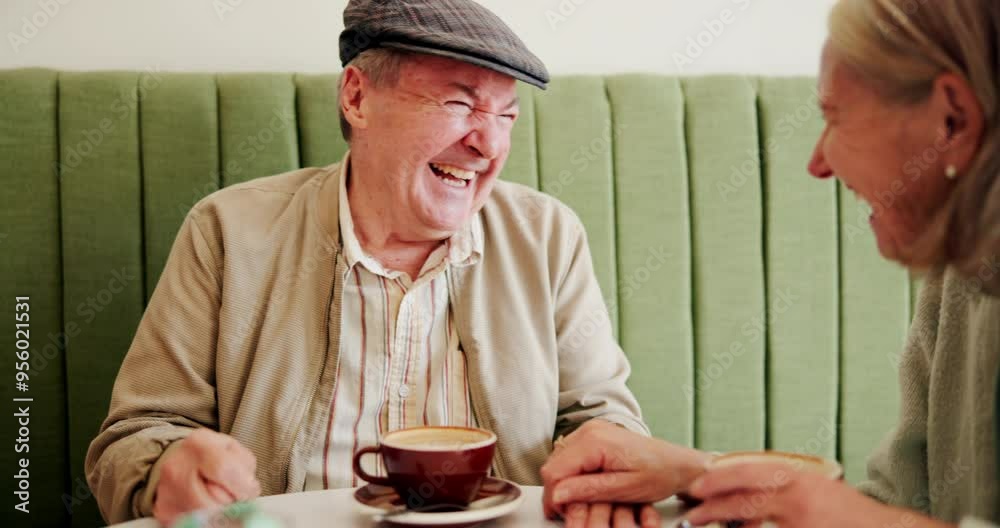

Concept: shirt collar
[[337, 151, 484, 275]]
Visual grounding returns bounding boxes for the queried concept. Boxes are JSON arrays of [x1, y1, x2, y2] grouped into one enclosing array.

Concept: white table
[[110, 486, 690, 527]]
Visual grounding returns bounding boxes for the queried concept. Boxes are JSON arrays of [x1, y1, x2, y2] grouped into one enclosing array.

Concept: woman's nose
[[808, 134, 834, 179]]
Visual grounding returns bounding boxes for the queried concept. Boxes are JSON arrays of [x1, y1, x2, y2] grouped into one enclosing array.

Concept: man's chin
[[414, 216, 469, 240], [415, 203, 474, 231]]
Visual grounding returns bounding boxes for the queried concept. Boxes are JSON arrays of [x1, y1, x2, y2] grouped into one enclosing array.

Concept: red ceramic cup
[[353, 426, 497, 510]]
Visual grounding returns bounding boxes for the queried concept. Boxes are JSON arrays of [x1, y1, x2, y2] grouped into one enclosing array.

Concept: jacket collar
[[314, 160, 343, 251], [317, 151, 485, 272]]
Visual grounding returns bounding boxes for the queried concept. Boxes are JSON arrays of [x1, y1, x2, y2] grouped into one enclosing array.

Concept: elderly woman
[[540, 0, 1000, 527]]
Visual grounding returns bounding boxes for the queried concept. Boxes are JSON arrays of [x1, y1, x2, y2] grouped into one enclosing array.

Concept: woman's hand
[[541, 420, 711, 520], [684, 462, 954, 528]]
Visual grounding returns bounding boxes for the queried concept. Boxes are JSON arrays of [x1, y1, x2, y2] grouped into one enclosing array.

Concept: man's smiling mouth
[[430, 162, 476, 188]]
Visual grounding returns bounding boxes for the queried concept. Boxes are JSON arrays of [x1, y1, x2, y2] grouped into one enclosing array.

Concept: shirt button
[[398, 385, 411, 398]]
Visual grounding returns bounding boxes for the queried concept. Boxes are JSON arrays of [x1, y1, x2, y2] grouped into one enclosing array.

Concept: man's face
[[354, 54, 519, 240]]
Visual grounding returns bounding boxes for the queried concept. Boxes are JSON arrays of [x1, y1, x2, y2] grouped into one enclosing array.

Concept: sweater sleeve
[[551, 218, 650, 439], [84, 210, 223, 523], [856, 270, 944, 513]]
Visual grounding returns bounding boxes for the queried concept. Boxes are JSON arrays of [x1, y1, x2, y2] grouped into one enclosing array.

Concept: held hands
[[682, 462, 955, 528], [152, 429, 262, 526], [560, 502, 661, 528], [540, 421, 955, 528], [541, 420, 712, 527]]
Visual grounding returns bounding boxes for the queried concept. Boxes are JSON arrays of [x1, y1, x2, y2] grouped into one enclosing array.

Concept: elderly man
[[85, 0, 649, 526]]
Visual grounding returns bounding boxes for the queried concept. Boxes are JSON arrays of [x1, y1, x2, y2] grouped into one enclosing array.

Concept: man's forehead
[[403, 54, 516, 84], [398, 55, 519, 101]]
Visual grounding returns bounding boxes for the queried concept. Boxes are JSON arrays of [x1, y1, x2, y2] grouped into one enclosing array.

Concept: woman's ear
[[934, 72, 985, 172], [340, 65, 370, 132]]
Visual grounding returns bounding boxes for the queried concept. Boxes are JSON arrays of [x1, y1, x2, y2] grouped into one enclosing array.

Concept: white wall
[[0, 0, 837, 76]]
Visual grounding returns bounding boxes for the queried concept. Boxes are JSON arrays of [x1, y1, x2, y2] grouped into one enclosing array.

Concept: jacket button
[[398, 385, 411, 398]]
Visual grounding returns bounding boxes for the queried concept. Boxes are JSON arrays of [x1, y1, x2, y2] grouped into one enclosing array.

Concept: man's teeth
[[430, 163, 476, 181], [439, 177, 466, 188]]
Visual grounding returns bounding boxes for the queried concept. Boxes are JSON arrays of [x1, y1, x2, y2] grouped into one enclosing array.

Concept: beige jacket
[[85, 163, 649, 524], [858, 266, 999, 527]]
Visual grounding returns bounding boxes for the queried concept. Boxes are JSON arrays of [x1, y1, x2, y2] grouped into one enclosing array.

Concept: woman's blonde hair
[[828, 0, 1000, 288]]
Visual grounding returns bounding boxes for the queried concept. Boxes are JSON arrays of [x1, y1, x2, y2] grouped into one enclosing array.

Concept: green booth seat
[[0, 69, 918, 527]]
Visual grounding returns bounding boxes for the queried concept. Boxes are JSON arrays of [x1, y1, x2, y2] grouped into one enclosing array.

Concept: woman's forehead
[[818, 53, 865, 106]]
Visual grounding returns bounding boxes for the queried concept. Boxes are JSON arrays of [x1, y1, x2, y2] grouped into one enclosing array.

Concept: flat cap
[[340, 0, 550, 89]]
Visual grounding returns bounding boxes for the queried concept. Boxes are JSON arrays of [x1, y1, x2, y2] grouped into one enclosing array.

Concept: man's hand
[[684, 462, 955, 528], [561, 502, 662, 528], [541, 420, 710, 521], [152, 429, 261, 526]]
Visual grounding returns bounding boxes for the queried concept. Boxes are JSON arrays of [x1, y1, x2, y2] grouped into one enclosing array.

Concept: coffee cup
[[679, 451, 843, 527], [678, 451, 843, 507], [710, 451, 843, 480], [352, 426, 497, 510]]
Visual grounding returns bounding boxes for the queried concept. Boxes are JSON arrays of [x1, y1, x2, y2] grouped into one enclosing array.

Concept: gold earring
[[945, 165, 958, 180]]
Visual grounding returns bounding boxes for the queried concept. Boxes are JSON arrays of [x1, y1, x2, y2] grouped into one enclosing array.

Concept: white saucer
[[353, 477, 523, 527]]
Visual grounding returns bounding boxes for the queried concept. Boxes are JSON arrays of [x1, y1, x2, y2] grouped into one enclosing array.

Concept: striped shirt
[[303, 158, 482, 490]]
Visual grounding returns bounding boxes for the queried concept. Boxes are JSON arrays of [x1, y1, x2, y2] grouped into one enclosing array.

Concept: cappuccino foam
[[713, 452, 841, 478], [383, 428, 495, 451]]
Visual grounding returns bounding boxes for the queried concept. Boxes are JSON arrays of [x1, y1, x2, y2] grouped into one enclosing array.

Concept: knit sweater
[[858, 266, 999, 527]]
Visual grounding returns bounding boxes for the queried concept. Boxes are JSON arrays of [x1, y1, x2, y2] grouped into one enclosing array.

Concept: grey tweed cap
[[339, 0, 550, 89]]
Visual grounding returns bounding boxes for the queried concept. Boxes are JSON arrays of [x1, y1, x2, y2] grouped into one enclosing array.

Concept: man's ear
[[340, 65, 370, 132], [933, 72, 985, 173]]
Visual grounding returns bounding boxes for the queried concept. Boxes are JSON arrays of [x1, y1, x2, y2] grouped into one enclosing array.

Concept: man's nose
[[462, 118, 506, 161]]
